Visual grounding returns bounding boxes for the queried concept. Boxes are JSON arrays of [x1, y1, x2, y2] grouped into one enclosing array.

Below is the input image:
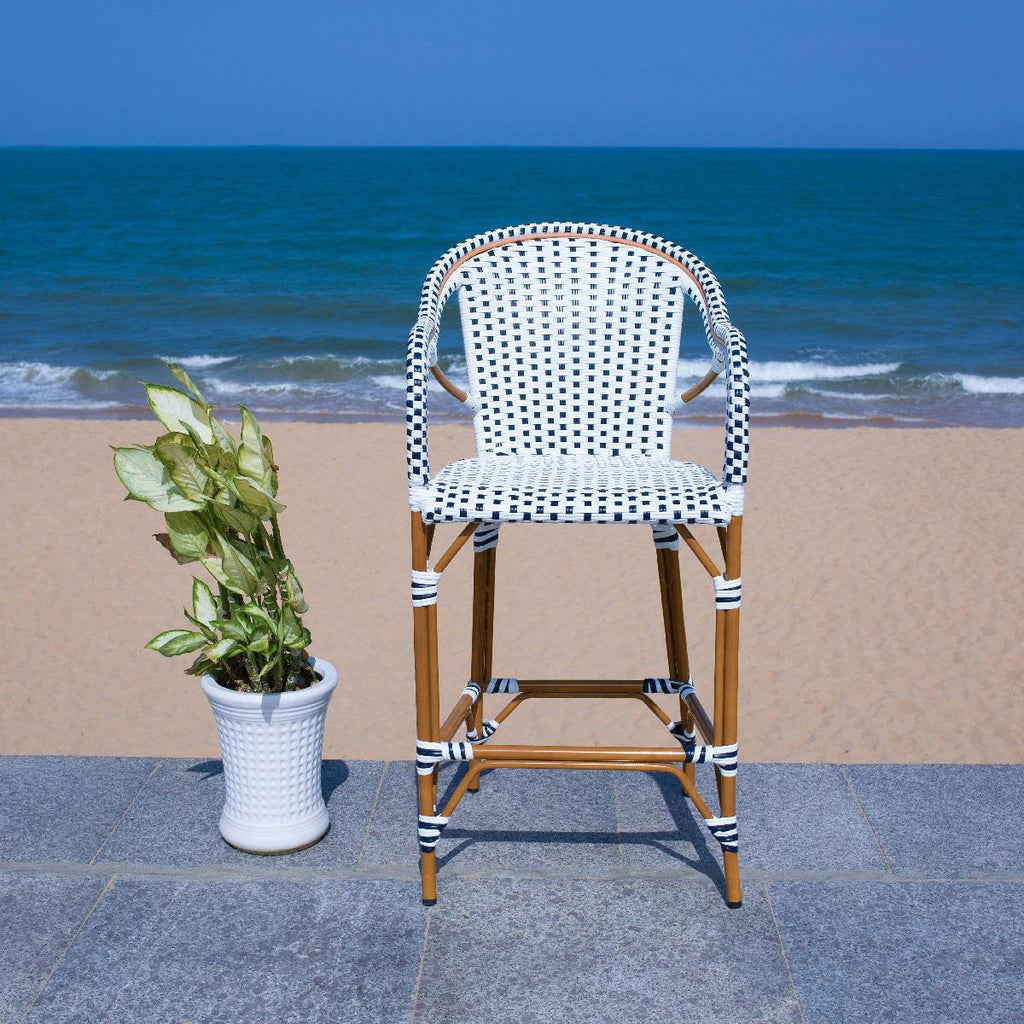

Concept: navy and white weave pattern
[[423, 453, 729, 525], [406, 224, 750, 524]]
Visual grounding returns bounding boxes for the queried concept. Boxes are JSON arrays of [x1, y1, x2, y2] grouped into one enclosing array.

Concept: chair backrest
[[407, 223, 749, 492], [454, 231, 690, 457]]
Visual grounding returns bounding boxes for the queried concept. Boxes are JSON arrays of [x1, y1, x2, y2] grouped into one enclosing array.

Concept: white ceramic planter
[[200, 657, 338, 854]]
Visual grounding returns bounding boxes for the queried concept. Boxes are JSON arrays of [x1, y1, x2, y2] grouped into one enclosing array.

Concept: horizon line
[[1, 143, 1021, 154]]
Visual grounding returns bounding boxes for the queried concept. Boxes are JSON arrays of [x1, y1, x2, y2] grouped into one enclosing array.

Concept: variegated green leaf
[[205, 637, 243, 662], [246, 632, 272, 654], [232, 475, 285, 517], [165, 363, 211, 409], [154, 441, 209, 503], [237, 603, 276, 630], [278, 604, 305, 647], [261, 435, 278, 495], [144, 629, 208, 657], [164, 511, 209, 560], [212, 534, 259, 596], [191, 578, 218, 626], [209, 502, 258, 534], [238, 407, 267, 483], [183, 610, 217, 641], [113, 448, 204, 513], [210, 618, 250, 642], [209, 414, 236, 455], [146, 384, 214, 444], [283, 567, 307, 613]]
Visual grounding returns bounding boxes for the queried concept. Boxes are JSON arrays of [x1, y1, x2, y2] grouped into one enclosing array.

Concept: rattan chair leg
[[718, 516, 743, 908], [411, 512, 439, 905], [468, 547, 488, 792], [472, 546, 498, 790], [656, 545, 696, 782]]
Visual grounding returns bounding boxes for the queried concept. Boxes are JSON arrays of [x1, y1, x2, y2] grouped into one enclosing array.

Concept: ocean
[[0, 147, 1021, 425]]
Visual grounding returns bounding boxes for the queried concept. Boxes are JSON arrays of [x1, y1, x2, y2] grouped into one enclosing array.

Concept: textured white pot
[[200, 658, 338, 854]]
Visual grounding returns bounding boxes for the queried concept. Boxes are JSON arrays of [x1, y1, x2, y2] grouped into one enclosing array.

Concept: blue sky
[[1, 0, 1020, 148]]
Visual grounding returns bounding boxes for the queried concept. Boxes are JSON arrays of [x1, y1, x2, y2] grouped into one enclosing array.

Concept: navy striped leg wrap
[[473, 522, 500, 552], [461, 681, 482, 702], [411, 569, 440, 607], [486, 677, 519, 693], [705, 815, 738, 852], [651, 523, 680, 550], [712, 575, 742, 610], [416, 740, 474, 775], [418, 813, 450, 852], [643, 677, 696, 700], [466, 719, 499, 744], [668, 723, 739, 777]]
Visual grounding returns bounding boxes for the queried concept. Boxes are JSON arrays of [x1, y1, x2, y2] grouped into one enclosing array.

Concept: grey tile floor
[[0, 757, 1021, 1023]]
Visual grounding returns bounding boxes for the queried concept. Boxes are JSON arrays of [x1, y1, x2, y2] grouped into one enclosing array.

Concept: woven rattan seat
[[418, 453, 731, 525], [405, 223, 750, 909]]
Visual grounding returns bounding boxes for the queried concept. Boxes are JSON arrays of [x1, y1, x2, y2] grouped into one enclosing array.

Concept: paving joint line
[[89, 758, 165, 866], [764, 882, 807, 1024], [18, 873, 116, 1024], [839, 763, 895, 873], [3, 859, 1021, 885], [408, 911, 432, 1024], [356, 761, 388, 868]]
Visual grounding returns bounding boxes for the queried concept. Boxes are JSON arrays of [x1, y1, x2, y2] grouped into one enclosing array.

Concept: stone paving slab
[[0, 872, 108, 1023], [0, 757, 158, 863], [770, 880, 1024, 1024], [417, 879, 801, 1024], [23, 877, 425, 1024], [95, 758, 385, 871], [2, 757, 1022, 1024], [844, 764, 1024, 876], [616, 763, 887, 875], [360, 762, 623, 876]]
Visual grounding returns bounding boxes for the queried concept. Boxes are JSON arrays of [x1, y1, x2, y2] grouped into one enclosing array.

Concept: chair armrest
[[713, 319, 750, 490], [406, 313, 439, 500]]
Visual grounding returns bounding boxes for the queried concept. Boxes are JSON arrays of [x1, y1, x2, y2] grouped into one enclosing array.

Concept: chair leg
[[411, 512, 439, 905], [468, 544, 497, 792], [715, 515, 743, 908], [655, 539, 696, 783]]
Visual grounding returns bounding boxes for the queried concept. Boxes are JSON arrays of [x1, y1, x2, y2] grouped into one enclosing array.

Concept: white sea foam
[[156, 354, 236, 369], [676, 358, 899, 384], [950, 373, 1024, 395], [801, 387, 878, 401], [749, 360, 899, 382], [369, 374, 465, 395], [0, 361, 122, 408]]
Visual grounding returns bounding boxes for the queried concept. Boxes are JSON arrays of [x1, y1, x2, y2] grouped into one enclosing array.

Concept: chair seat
[[418, 453, 731, 525]]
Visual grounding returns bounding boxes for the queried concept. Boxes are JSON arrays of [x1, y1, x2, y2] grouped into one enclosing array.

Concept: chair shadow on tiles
[[432, 765, 727, 894]]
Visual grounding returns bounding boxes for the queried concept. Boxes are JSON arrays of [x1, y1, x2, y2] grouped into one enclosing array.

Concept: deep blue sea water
[[1, 147, 1021, 425]]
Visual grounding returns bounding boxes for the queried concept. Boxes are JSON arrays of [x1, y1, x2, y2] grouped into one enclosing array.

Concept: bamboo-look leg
[[655, 543, 696, 783], [411, 512, 440, 905], [467, 543, 497, 792], [715, 515, 743, 908]]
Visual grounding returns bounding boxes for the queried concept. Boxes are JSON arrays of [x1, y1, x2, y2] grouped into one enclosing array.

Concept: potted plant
[[113, 363, 337, 853]]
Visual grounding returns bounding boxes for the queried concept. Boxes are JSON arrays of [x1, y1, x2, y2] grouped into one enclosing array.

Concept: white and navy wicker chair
[[407, 223, 749, 907]]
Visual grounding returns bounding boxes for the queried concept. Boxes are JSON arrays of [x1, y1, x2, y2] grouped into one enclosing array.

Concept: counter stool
[[406, 223, 749, 906]]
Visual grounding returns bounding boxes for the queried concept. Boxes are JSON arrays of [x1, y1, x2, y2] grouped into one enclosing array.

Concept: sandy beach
[[0, 419, 1020, 763]]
